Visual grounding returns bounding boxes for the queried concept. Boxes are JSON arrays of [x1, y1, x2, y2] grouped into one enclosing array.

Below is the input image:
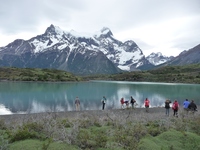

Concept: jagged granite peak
[[44, 24, 64, 35], [146, 52, 173, 66], [100, 27, 113, 36], [94, 27, 113, 39], [0, 24, 157, 74], [122, 40, 141, 52]]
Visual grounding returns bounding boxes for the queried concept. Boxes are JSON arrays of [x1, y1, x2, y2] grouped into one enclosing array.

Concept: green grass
[[0, 67, 82, 82], [138, 130, 200, 150], [84, 64, 200, 84], [7, 130, 200, 150], [8, 139, 78, 150], [1, 110, 200, 150], [1, 64, 200, 83]]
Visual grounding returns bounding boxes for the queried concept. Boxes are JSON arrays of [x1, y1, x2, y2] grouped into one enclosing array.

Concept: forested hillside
[[84, 64, 200, 84]]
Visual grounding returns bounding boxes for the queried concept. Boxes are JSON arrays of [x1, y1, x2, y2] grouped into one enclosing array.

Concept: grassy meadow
[[0, 108, 200, 150]]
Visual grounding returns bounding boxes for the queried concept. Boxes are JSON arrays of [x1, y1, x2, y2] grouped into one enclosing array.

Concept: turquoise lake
[[0, 81, 200, 115]]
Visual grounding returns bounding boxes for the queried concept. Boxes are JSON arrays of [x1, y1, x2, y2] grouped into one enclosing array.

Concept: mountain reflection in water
[[0, 81, 199, 114]]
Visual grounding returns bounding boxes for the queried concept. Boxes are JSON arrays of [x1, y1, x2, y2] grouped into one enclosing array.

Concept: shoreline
[[0, 107, 200, 123]]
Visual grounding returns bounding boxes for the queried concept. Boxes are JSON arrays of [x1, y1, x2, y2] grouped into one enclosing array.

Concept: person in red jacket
[[172, 100, 179, 117], [120, 98, 125, 109], [144, 98, 150, 112]]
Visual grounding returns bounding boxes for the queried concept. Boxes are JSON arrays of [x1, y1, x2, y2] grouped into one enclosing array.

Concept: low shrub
[[0, 119, 7, 130], [0, 131, 9, 150], [10, 129, 38, 142]]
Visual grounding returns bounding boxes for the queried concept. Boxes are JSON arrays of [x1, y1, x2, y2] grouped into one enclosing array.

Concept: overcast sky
[[0, 0, 200, 56]]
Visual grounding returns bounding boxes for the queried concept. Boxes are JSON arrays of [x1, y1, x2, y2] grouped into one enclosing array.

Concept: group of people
[[165, 99, 198, 117], [120, 96, 137, 109], [74, 95, 107, 111], [74, 96, 198, 115]]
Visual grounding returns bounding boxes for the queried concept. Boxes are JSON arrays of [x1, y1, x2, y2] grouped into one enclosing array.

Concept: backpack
[[131, 98, 134, 103], [145, 100, 149, 106], [165, 102, 170, 108], [172, 103, 176, 110]]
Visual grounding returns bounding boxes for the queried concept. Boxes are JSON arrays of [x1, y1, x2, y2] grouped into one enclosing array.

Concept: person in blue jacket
[[183, 99, 190, 114]]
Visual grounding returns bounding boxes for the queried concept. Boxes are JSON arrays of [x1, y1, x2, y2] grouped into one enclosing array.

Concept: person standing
[[120, 97, 125, 109], [130, 96, 136, 109], [75, 96, 80, 111], [172, 100, 179, 117], [144, 98, 150, 112], [183, 99, 190, 114], [188, 100, 197, 114], [101, 96, 106, 110], [165, 99, 171, 116]]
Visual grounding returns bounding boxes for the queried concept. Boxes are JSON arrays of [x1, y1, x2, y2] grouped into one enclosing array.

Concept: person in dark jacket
[[130, 96, 136, 109], [101, 96, 106, 110], [188, 100, 197, 114], [165, 99, 171, 116]]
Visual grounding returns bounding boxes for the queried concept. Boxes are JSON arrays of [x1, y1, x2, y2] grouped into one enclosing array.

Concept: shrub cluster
[[0, 109, 200, 149]]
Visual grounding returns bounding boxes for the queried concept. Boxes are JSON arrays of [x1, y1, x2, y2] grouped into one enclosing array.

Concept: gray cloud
[[0, 0, 200, 56]]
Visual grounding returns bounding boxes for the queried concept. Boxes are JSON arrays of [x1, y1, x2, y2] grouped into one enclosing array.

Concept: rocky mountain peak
[[0, 24, 170, 74], [44, 24, 64, 36], [94, 27, 113, 39], [146, 52, 173, 66], [100, 27, 113, 35]]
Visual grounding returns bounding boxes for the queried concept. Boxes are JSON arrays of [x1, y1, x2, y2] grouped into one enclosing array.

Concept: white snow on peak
[[94, 27, 112, 38], [148, 52, 163, 58], [69, 30, 93, 38], [157, 52, 162, 57], [136, 62, 143, 68], [100, 27, 111, 34], [117, 65, 130, 71], [26, 25, 146, 71], [58, 43, 68, 50], [31, 37, 60, 53], [54, 25, 64, 36], [147, 52, 170, 66], [124, 40, 135, 47]]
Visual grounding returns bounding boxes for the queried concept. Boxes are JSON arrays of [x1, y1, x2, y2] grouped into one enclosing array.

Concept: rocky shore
[[0, 107, 199, 124]]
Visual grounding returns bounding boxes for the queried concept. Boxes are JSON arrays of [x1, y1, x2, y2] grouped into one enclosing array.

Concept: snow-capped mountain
[[0, 24, 152, 75], [93, 27, 146, 71], [146, 52, 173, 66]]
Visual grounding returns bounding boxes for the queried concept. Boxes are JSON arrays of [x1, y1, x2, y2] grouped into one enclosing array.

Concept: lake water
[[0, 81, 200, 115]]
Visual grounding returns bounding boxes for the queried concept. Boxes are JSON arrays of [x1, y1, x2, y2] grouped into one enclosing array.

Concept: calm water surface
[[0, 81, 200, 115]]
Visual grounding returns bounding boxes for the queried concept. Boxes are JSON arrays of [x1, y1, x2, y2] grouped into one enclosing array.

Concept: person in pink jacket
[[120, 97, 125, 109], [144, 98, 150, 112], [172, 100, 179, 117]]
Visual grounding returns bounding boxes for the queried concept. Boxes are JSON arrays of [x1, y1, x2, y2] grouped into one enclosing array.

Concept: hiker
[[101, 96, 106, 110], [120, 97, 125, 109], [183, 99, 190, 114], [124, 100, 129, 108], [144, 98, 150, 112], [172, 100, 179, 117], [188, 100, 197, 114], [130, 96, 136, 109], [75, 96, 80, 111], [165, 99, 171, 116]]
